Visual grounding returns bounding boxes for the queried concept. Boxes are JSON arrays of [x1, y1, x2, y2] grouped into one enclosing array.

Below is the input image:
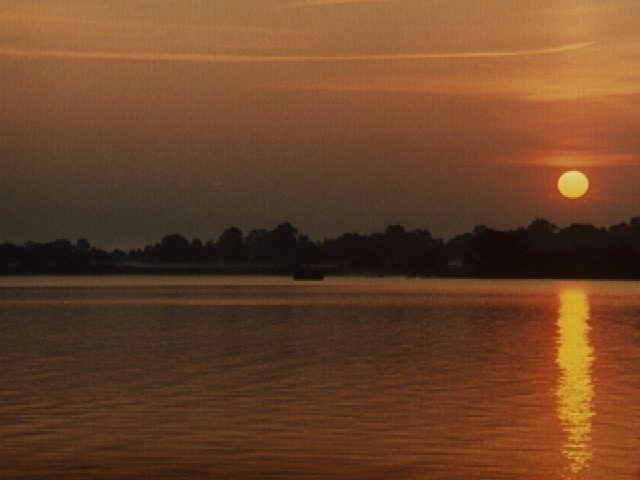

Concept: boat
[[292, 267, 324, 281]]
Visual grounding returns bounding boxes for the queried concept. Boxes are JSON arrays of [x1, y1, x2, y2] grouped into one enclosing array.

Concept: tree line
[[2, 218, 640, 278]]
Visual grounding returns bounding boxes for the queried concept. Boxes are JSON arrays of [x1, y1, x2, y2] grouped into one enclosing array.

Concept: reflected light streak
[[556, 288, 595, 476]]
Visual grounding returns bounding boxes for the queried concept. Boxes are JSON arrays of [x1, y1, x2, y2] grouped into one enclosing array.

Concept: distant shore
[[2, 264, 640, 280], [4, 218, 640, 279]]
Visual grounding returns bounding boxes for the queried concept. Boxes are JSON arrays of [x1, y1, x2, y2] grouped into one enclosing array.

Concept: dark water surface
[[2, 277, 640, 479]]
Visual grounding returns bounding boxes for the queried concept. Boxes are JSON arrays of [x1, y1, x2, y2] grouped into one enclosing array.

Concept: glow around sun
[[558, 171, 589, 199]]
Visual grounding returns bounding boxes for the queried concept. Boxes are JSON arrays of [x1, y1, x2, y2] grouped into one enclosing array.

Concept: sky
[[1, 0, 640, 248]]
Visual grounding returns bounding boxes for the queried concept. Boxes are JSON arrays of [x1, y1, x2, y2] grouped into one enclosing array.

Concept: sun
[[558, 171, 589, 199]]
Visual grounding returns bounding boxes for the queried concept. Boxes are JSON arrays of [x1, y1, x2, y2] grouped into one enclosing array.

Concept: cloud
[[0, 42, 594, 64], [495, 151, 640, 167]]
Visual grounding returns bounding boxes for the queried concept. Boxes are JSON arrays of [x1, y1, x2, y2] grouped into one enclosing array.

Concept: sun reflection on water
[[556, 288, 595, 477]]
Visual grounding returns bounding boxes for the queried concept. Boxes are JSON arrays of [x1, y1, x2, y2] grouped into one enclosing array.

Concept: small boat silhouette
[[292, 268, 324, 281]]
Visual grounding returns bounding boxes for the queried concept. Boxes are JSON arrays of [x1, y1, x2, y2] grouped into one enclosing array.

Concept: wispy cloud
[[496, 151, 640, 167], [0, 42, 594, 64]]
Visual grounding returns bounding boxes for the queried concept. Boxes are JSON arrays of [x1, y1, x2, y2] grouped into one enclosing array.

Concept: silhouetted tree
[[218, 227, 245, 263], [5, 216, 640, 277], [76, 238, 91, 253], [189, 239, 205, 262], [158, 234, 190, 263]]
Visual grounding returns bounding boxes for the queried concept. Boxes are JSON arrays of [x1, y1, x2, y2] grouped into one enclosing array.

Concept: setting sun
[[558, 171, 589, 199]]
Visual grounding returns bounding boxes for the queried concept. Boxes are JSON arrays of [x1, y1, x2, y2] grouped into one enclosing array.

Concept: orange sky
[[1, 0, 639, 246]]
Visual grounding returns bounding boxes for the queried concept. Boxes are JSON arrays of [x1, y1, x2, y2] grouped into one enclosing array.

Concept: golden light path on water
[[556, 288, 595, 477]]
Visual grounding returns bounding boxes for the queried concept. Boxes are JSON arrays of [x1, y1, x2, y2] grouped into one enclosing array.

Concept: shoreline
[[2, 267, 640, 281]]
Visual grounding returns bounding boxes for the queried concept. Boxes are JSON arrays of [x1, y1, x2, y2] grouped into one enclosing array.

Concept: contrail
[[284, 0, 395, 7], [0, 42, 594, 64]]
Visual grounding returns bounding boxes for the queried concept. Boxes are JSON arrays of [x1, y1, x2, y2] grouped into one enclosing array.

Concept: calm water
[[2, 276, 640, 479]]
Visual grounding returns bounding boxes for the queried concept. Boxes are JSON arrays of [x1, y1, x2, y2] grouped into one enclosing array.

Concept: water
[[2, 276, 640, 479]]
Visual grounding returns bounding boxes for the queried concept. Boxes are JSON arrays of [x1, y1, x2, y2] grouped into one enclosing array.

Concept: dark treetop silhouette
[[2, 218, 640, 278]]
